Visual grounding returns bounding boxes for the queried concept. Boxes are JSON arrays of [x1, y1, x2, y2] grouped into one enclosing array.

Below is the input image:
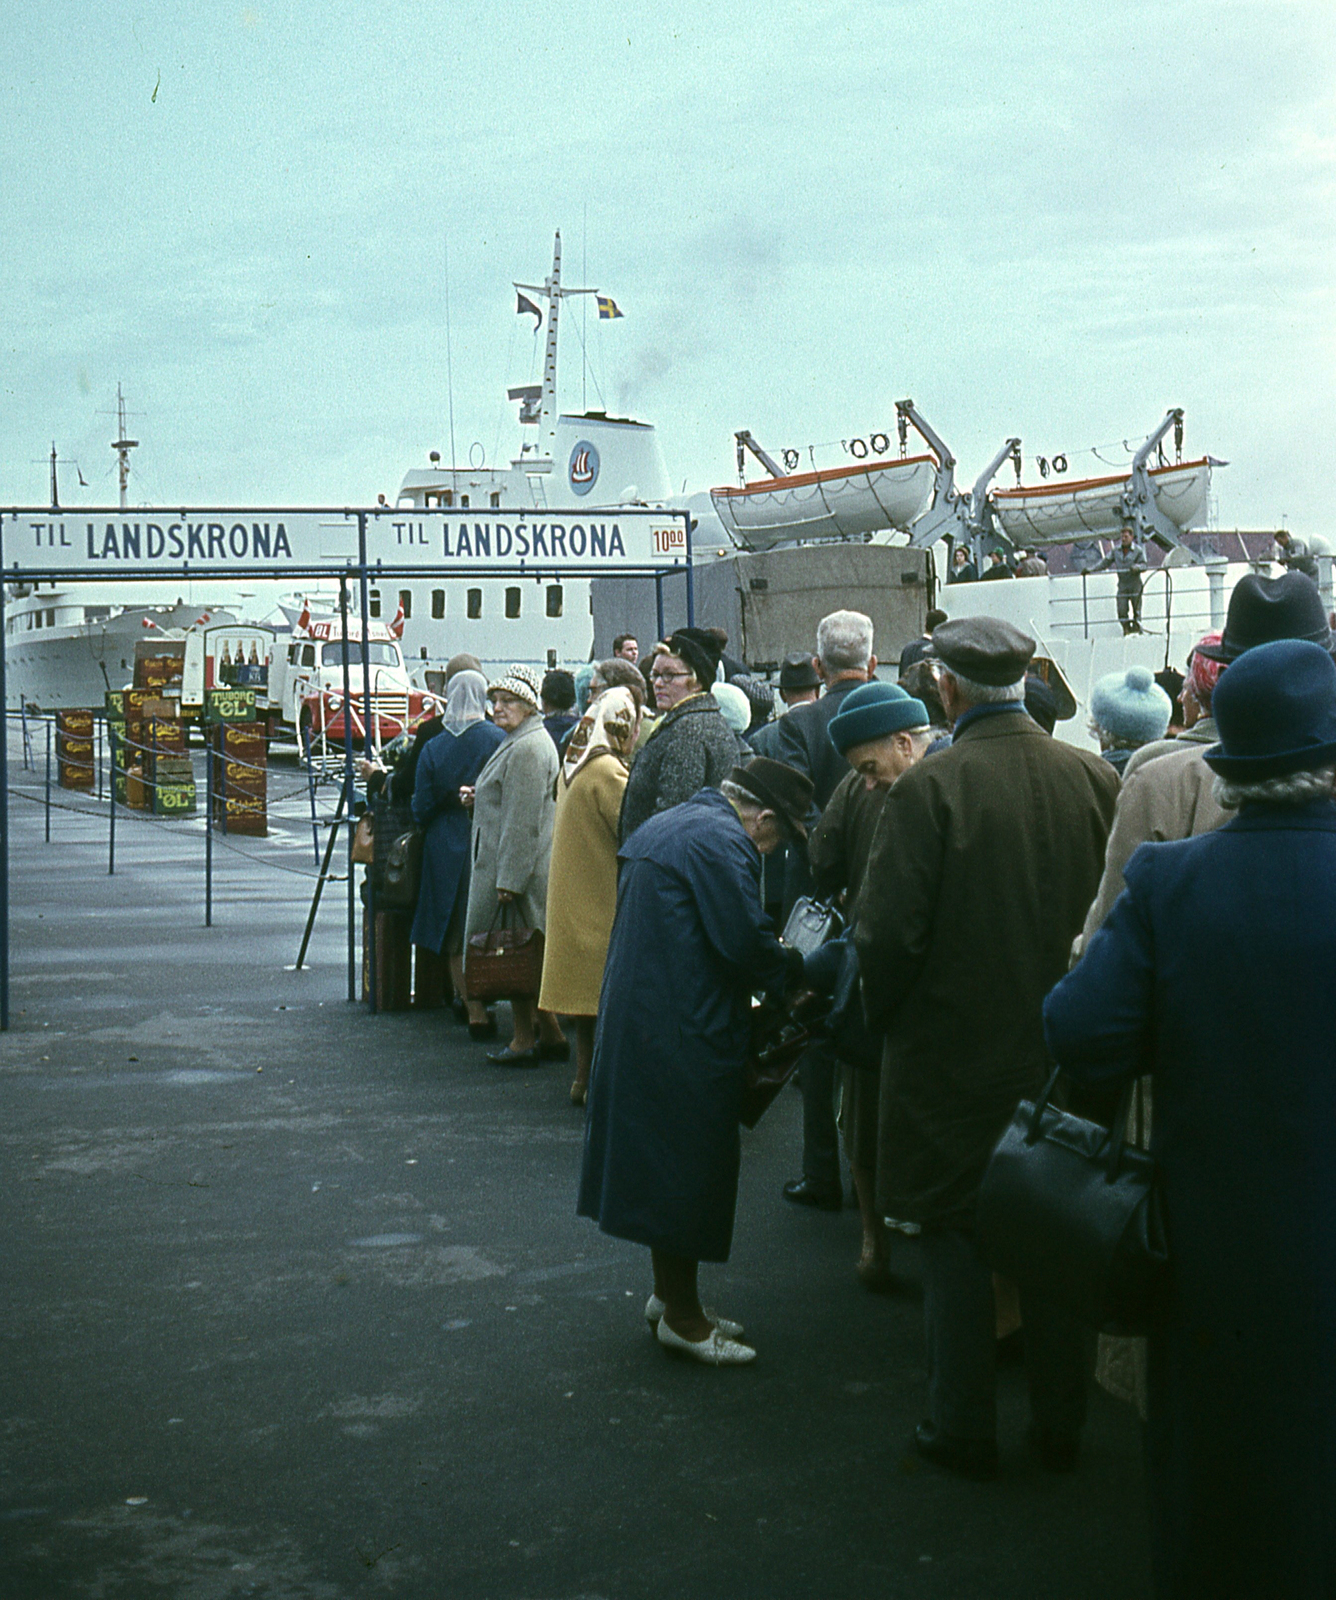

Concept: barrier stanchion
[[302, 722, 320, 865], [205, 732, 213, 927], [20, 701, 32, 772], [96, 716, 103, 799], [44, 722, 51, 843], [107, 724, 118, 876], [295, 777, 349, 971]]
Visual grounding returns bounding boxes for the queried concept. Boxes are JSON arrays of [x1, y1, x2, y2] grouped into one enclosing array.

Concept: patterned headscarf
[[1188, 631, 1226, 707], [561, 686, 640, 786]]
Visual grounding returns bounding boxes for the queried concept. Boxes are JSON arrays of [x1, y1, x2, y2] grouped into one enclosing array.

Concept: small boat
[[992, 458, 1214, 545], [710, 453, 938, 549]]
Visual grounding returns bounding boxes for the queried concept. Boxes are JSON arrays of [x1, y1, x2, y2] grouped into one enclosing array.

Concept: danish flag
[[297, 597, 311, 633], [390, 599, 405, 639]]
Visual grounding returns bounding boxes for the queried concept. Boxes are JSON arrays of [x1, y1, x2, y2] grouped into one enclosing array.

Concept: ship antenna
[[111, 383, 138, 511], [444, 239, 458, 478], [50, 442, 59, 510]]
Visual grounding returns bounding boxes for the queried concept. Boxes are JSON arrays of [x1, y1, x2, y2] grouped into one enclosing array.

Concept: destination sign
[[364, 508, 689, 572], [1, 506, 690, 575]]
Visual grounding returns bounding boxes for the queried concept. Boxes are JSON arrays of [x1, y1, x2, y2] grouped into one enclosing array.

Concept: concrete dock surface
[[1, 749, 1152, 1598]]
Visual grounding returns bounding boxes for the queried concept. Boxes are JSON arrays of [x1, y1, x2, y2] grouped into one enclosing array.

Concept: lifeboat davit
[[710, 453, 937, 550], [992, 459, 1214, 545]]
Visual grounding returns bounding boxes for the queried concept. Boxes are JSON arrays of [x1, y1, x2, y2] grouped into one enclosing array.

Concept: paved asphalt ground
[[1, 737, 1153, 1599]]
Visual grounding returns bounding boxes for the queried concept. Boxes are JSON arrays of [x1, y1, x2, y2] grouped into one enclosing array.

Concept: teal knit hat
[[1089, 666, 1172, 746], [828, 682, 930, 755]]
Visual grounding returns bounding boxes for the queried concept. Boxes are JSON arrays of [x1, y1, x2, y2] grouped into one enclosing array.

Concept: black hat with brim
[[728, 759, 814, 841], [1195, 571, 1332, 663], [1203, 638, 1336, 780], [778, 650, 821, 691]]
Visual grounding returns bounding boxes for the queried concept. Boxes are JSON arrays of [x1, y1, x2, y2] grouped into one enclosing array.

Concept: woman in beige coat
[[540, 685, 642, 1104], [464, 665, 566, 1065]]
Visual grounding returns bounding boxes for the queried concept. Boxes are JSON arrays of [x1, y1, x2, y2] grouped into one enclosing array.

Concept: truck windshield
[[320, 642, 400, 668]]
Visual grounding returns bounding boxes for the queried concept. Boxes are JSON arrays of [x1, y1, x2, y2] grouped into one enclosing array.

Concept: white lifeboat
[[992, 458, 1214, 545], [710, 453, 937, 550]]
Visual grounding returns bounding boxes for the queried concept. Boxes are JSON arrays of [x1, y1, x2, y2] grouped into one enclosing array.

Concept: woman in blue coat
[[578, 765, 809, 1365], [1043, 639, 1336, 1600], [410, 670, 504, 1034]]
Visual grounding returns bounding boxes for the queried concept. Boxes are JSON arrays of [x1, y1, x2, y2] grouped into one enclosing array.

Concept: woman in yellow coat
[[540, 684, 642, 1104]]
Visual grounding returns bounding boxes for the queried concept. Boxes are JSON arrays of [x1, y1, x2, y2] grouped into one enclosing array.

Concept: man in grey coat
[[855, 617, 1118, 1479]]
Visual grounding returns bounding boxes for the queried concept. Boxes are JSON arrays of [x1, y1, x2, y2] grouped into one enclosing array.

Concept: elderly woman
[[1088, 666, 1172, 776], [617, 627, 741, 844], [410, 670, 505, 1037], [1044, 638, 1336, 1598], [539, 683, 643, 1106], [464, 664, 566, 1065]]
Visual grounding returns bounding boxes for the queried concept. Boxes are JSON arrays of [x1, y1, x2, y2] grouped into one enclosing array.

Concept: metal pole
[[295, 777, 349, 971], [107, 723, 117, 876], [220, 723, 228, 836], [654, 573, 664, 644], [357, 522, 378, 1016], [302, 722, 320, 865], [340, 576, 356, 1003], [0, 579, 10, 1032], [96, 715, 103, 799], [205, 726, 213, 927], [44, 721, 51, 843], [684, 511, 695, 628], [20, 698, 30, 771]]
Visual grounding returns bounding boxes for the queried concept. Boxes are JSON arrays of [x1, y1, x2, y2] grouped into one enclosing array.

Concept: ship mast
[[514, 232, 598, 468], [111, 383, 138, 511]]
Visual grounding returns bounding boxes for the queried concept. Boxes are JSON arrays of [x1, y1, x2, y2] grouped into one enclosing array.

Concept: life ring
[[848, 437, 868, 459], [871, 432, 890, 455], [1053, 454, 1068, 473], [783, 449, 799, 472]]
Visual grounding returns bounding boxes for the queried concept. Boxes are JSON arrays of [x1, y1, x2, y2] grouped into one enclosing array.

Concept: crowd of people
[[370, 567, 1335, 1599]]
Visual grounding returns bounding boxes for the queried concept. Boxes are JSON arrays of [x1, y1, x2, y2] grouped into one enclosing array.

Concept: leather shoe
[[537, 1038, 571, 1062], [782, 1177, 842, 1212], [644, 1294, 744, 1341], [467, 1017, 497, 1042], [913, 1422, 998, 1481], [1028, 1424, 1080, 1473], [486, 1044, 541, 1066], [656, 1319, 756, 1365]]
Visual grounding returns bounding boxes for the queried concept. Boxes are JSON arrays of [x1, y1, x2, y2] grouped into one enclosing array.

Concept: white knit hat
[[488, 663, 542, 712]]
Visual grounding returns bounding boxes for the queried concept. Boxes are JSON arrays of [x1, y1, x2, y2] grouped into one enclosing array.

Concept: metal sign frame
[[0, 504, 694, 1029]]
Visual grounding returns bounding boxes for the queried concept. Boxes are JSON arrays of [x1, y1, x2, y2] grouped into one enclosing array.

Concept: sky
[[3, 0, 1334, 534]]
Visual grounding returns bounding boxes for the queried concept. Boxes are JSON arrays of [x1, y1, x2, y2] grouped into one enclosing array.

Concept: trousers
[[798, 1041, 841, 1195], [920, 1225, 1089, 1443]]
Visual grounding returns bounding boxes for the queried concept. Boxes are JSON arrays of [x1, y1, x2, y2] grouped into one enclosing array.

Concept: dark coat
[[618, 693, 741, 845], [1044, 802, 1336, 1600], [807, 767, 886, 904], [773, 676, 861, 808], [578, 788, 789, 1262], [853, 709, 1117, 1225], [408, 720, 505, 953]]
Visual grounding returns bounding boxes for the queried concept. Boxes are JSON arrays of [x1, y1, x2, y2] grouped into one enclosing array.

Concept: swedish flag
[[596, 296, 623, 320]]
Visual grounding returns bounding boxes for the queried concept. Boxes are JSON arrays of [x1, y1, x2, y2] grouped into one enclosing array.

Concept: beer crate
[[104, 690, 125, 720], [153, 779, 197, 817], [55, 710, 97, 790], [203, 686, 257, 723]]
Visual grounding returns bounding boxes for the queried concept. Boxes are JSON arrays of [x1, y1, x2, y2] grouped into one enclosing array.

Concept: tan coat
[[1078, 718, 1225, 945], [539, 752, 627, 1016]]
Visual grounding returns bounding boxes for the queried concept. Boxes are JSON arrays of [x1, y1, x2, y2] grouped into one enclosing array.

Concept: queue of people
[[369, 564, 1335, 1598]]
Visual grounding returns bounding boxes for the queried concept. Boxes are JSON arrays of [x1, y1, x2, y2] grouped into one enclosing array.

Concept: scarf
[[561, 686, 639, 787], [441, 669, 488, 736]]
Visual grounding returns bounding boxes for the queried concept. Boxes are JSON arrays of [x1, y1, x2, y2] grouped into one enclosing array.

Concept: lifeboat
[[710, 453, 937, 550], [992, 459, 1214, 545]]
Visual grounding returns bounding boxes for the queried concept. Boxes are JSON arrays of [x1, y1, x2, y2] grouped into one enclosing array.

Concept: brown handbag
[[464, 903, 545, 1001], [739, 992, 824, 1129], [350, 813, 375, 865]]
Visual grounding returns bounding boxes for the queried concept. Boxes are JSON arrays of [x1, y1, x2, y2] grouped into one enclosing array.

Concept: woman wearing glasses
[[617, 628, 743, 846]]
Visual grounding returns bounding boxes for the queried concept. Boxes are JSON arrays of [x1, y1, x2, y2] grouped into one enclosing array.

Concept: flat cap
[[930, 617, 1035, 686]]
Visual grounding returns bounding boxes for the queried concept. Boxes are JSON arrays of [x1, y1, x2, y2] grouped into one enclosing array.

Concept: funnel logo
[[568, 441, 599, 497]]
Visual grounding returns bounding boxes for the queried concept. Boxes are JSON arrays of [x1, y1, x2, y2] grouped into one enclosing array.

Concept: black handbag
[[780, 895, 843, 957], [975, 1066, 1169, 1336], [378, 828, 423, 910]]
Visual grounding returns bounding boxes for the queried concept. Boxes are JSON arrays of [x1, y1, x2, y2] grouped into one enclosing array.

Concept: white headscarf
[[561, 686, 640, 786], [442, 669, 489, 736]]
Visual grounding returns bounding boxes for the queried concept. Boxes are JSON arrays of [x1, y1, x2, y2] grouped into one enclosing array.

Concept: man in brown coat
[[854, 617, 1118, 1479]]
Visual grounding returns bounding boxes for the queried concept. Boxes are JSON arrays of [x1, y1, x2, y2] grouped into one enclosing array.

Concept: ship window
[[420, 646, 428, 659], [443, 491, 454, 508], [431, 590, 445, 620], [490, 491, 501, 508], [369, 588, 382, 619], [47, 609, 55, 627], [288, 643, 301, 664], [460, 494, 470, 509], [398, 590, 412, 620], [425, 492, 441, 508], [32, 612, 41, 629], [86, 606, 110, 622], [505, 587, 521, 619], [545, 585, 563, 618], [467, 589, 482, 619]]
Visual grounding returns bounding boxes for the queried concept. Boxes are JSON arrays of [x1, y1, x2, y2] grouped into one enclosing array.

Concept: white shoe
[[644, 1294, 744, 1341], [656, 1318, 756, 1365]]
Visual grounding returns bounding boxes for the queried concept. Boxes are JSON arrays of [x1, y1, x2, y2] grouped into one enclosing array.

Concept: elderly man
[[749, 652, 820, 759], [808, 682, 935, 1286], [855, 617, 1118, 1478], [774, 609, 877, 1210], [578, 758, 812, 1366]]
